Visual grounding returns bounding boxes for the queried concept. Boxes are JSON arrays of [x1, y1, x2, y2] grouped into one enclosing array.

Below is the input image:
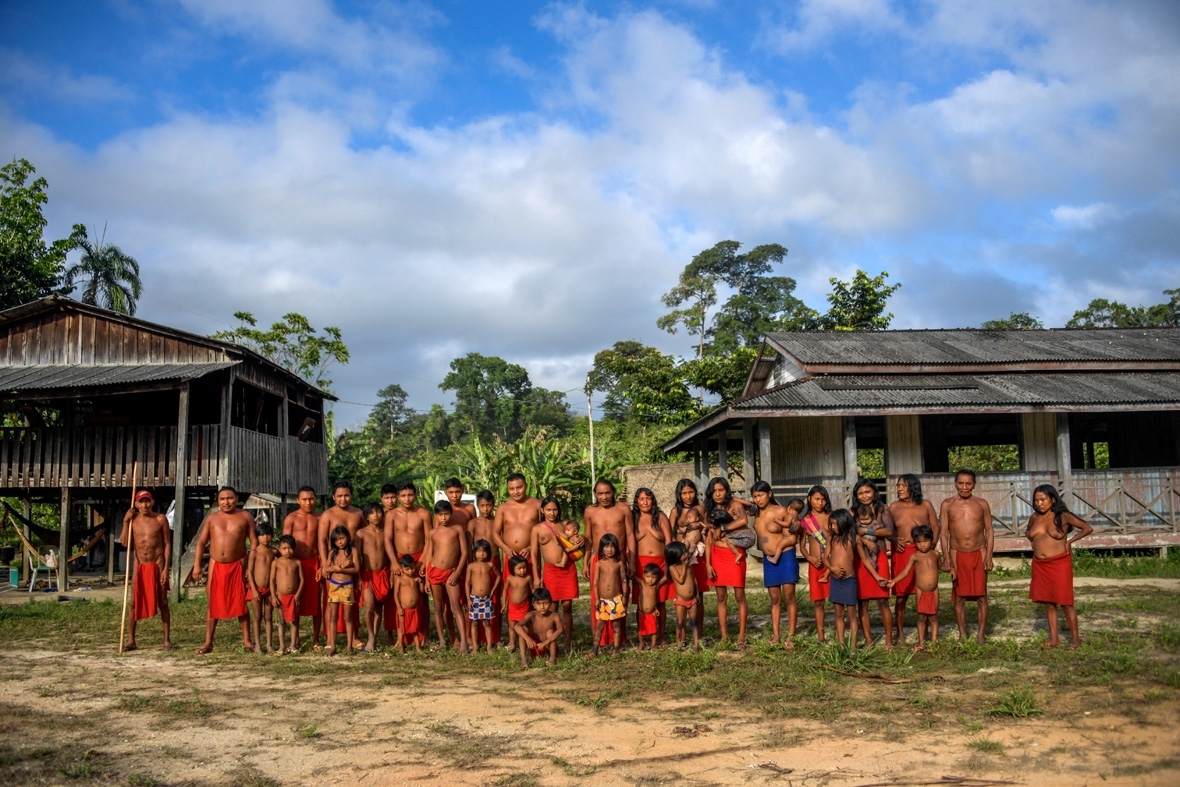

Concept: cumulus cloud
[[0, 48, 135, 105]]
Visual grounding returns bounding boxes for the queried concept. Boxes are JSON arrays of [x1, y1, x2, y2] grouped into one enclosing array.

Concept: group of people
[[117, 468, 1093, 661]]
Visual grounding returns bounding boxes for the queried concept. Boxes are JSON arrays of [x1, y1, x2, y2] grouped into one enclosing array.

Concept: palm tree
[[63, 224, 142, 315]]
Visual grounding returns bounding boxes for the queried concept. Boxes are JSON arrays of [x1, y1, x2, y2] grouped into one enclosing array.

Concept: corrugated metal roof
[[736, 372, 1180, 411], [0, 362, 238, 391], [765, 329, 1180, 366]]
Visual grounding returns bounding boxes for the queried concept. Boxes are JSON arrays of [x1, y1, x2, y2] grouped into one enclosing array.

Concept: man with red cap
[[119, 490, 174, 650]]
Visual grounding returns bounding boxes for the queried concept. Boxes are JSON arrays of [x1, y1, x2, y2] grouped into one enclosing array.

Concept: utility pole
[[586, 376, 596, 493]]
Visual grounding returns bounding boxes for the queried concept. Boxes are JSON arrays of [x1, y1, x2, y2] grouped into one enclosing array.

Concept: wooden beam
[[22, 498, 31, 587], [1056, 413, 1072, 497], [170, 382, 190, 604], [59, 486, 70, 591], [742, 420, 756, 488], [718, 430, 728, 481], [843, 416, 858, 491], [759, 419, 772, 487]]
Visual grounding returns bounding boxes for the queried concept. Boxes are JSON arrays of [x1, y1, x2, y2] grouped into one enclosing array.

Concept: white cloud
[[1051, 202, 1122, 231], [765, 0, 902, 51], [0, 48, 135, 105]]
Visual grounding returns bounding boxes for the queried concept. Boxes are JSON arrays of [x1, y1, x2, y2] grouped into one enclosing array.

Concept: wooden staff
[[118, 462, 139, 654]]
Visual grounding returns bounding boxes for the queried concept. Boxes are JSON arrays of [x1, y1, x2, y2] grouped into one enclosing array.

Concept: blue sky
[[3, 1, 1179, 425]]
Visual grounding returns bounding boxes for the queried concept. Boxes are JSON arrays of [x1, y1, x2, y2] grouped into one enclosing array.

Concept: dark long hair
[[1033, 483, 1070, 532], [751, 480, 778, 506], [540, 496, 563, 522], [597, 532, 621, 561], [673, 478, 700, 511], [632, 487, 661, 528], [704, 477, 732, 515], [805, 484, 832, 515], [851, 478, 885, 516], [898, 473, 924, 505], [830, 509, 856, 547], [329, 525, 353, 561]]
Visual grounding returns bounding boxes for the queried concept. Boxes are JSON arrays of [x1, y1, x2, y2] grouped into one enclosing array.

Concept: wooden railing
[[0, 425, 223, 489]]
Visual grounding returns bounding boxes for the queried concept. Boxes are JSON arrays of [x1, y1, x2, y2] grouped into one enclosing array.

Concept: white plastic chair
[[28, 548, 59, 592]]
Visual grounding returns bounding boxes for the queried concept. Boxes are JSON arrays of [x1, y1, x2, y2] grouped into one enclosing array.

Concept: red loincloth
[[709, 543, 746, 588], [917, 589, 939, 616], [691, 559, 709, 598], [807, 560, 830, 601], [856, 550, 891, 600], [383, 591, 399, 632], [637, 611, 657, 637], [133, 562, 167, 621], [426, 564, 453, 586], [952, 549, 987, 599], [400, 607, 424, 642], [588, 554, 630, 645], [891, 544, 917, 597], [598, 618, 623, 646], [507, 598, 531, 622], [207, 559, 247, 620], [297, 558, 320, 618], [542, 560, 579, 601], [1029, 551, 1074, 607], [279, 592, 298, 624], [361, 568, 391, 604], [246, 586, 270, 602], [637, 554, 673, 602]]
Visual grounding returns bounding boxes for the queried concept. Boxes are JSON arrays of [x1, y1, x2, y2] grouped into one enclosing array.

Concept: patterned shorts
[[327, 579, 354, 605], [468, 595, 495, 621], [596, 594, 626, 621]]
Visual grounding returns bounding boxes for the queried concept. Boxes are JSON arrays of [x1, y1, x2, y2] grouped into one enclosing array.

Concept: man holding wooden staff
[[119, 490, 174, 651]]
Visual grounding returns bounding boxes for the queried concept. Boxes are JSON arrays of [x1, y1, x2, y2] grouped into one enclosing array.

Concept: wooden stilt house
[[663, 328, 1180, 552], [0, 296, 333, 597]]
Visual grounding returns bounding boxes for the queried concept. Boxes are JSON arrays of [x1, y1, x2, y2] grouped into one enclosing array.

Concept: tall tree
[[587, 341, 699, 424], [981, 312, 1044, 330], [62, 224, 143, 315], [657, 261, 717, 360], [818, 270, 901, 331], [0, 158, 85, 310], [440, 353, 570, 442], [211, 311, 349, 391], [1066, 290, 1180, 328], [367, 383, 414, 439]]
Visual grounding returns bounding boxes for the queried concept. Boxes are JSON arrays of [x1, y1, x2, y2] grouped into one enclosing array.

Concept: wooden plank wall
[[1021, 412, 1058, 472], [0, 426, 222, 489], [226, 426, 285, 494], [885, 415, 923, 475], [286, 437, 328, 495], [769, 416, 844, 485], [0, 311, 227, 366]]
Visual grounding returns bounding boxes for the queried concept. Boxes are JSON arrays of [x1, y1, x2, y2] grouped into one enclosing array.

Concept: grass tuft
[[987, 687, 1043, 718]]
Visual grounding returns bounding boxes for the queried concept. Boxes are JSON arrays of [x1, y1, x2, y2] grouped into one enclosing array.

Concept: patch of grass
[[550, 756, 596, 777], [811, 640, 880, 673], [127, 773, 157, 787], [493, 773, 540, 787], [58, 761, 92, 778], [228, 766, 280, 787], [118, 694, 150, 712], [967, 738, 1006, 755], [1112, 758, 1179, 776], [1156, 624, 1180, 647], [424, 722, 498, 769], [295, 723, 320, 739], [988, 687, 1043, 718], [162, 688, 214, 717]]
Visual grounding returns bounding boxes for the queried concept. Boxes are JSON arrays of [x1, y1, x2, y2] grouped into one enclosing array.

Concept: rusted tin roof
[[0, 362, 238, 392], [765, 328, 1180, 367]]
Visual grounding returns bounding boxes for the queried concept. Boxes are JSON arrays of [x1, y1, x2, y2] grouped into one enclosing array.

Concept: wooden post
[[171, 382, 191, 604], [692, 444, 701, 490], [59, 486, 70, 591], [743, 420, 756, 486], [759, 419, 773, 488], [696, 437, 708, 488], [718, 429, 729, 483], [843, 416, 858, 500], [106, 521, 115, 584], [1055, 413, 1072, 501], [22, 497, 31, 587]]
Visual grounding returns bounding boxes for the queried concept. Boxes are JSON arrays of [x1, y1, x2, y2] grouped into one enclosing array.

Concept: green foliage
[[1066, 289, 1180, 328], [440, 352, 570, 442], [587, 341, 699, 424], [657, 255, 718, 359], [948, 444, 1021, 472], [856, 448, 885, 479], [62, 223, 142, 315], [211, 311, 349, 391], [0, 158, 86, 310], [817, 270, 900, 331], [680, 346, 758, 403], [987, 687, 1042, 718], [981, 312, 1043, 330]]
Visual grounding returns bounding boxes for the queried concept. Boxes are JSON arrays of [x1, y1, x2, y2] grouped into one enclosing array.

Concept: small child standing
[[392, 555, 424, 653], [636, 563, 663, 651], [593, 533, 627, 656], [513, 588, 564, 668], [889, 525, 941, 650], [466, 539, 501, 655], [247, 523, 278, 654], [825, 509, 860, 649], [324, 525, 359, 656], [504, 555, 533, 651], [665, 541, 700, 651], [270, 535, 304, 654]]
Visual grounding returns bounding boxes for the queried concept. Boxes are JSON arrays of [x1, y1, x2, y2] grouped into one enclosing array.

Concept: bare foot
[[783, 639, 795, 650], [769, 636, 781, 646], [195, 643, 213, 655], [163, 643, 176, 651], [122, 643, 138, 653]]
